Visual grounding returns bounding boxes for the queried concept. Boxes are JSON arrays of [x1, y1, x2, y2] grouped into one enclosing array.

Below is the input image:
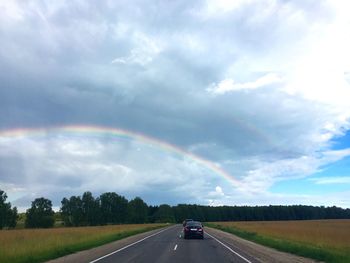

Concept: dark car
[[183, 221, 204, 239], [182, 218, 193, 227]]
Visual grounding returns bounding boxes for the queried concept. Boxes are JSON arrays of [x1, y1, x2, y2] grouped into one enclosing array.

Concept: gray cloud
[[1, 0, 350, 208]]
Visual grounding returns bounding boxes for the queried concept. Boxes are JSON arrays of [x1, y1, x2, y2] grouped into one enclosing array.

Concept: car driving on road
[[183, 221, 204, 239]]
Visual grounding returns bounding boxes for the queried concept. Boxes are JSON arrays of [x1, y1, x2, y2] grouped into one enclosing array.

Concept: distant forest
[[1, 190, 350, 229]]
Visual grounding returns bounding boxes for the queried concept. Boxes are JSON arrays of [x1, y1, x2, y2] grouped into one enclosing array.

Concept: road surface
[[48, 225, 318, 263]]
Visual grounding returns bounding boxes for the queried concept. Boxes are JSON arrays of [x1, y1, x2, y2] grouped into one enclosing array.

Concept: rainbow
[[0, 125, 241, 186]]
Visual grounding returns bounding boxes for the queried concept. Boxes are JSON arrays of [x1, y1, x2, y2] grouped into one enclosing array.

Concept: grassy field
[[208, 219, 350, 263], [0, 223, 167, 263]]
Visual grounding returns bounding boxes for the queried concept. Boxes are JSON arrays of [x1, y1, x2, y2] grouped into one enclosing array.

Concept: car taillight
[[198, 228, 203, 231], [184, 227, 189, 231]]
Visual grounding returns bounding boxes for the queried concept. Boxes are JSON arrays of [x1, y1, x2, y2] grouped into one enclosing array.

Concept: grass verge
[[207, 222, 350, 263], [0, 223, 168, 263]]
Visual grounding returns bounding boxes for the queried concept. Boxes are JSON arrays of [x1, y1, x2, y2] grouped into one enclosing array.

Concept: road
[[48, 225, 317, 263], [90, 225, 256, 263]]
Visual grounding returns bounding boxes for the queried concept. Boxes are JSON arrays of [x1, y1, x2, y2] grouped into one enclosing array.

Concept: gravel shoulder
[[205, 227, 322, 263]]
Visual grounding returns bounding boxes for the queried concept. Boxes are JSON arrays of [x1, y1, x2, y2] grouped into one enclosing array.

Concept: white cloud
[[322, 149, 350, 161], [0, 1, 24, 22], [309, 176, 350, 185], [207, 73, 282, 94], [198, 0, 252, 18], [215, 186, 224, 195], [235, 148, 350, 194], [281, 2, 350, 110], [111, 32, 162, 66]]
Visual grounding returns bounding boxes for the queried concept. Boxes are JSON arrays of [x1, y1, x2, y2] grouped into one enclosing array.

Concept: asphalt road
[[89, 225, 257, 263], [48, 225, 317, 263]]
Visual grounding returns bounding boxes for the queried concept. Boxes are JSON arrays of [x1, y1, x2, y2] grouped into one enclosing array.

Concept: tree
[[82, 191, 100, 226], [61, 193, 100, 226], [25, 197, 54, 228], [60, 195, 84, 226], [0, 190, 18, 229], [153, 204, 175, 223], [100, 192, 128, 224], [7, 206, 18, 228], [127, 197, 148, 223], [148, 205, 159, 223], [61, 197, 73, 226]]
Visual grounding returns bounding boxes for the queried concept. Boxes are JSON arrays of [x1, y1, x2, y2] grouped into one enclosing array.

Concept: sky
[[1, 0, 350, 211]]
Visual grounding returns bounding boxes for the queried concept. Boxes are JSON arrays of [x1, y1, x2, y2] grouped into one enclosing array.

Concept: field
[[0, 223, 167, 263], [208, 219, 350, 263]]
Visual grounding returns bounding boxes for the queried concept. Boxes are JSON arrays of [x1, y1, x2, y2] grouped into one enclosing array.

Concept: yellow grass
[[0, 223, 166, 263], [212, 219, 350, 253]]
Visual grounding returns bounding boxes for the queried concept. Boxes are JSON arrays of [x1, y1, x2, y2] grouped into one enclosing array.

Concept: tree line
[[60, 192, 148, 226], [1, 189, 350, 229]]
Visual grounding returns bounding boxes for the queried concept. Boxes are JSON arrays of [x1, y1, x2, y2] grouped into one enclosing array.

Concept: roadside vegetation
[[0, 223, 167, 263], [208, 220, 350, 263]]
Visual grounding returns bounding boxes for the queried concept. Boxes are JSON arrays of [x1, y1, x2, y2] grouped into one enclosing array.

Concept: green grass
[[207, 222, 350, 263], [0, 223, 168, 263]]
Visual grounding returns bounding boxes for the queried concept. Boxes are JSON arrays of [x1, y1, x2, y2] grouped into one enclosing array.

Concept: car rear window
[[186, 221, 202, 227]]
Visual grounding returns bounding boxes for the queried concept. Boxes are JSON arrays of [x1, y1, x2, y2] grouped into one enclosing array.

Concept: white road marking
[[90, 226, 175, 263], [174, 244, 178, 250], [205, 232, 252, 263]]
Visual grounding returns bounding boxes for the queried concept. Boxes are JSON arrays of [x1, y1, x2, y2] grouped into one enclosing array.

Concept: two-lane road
[[90, 225, 256, 263], [48, 225, 317, 263]]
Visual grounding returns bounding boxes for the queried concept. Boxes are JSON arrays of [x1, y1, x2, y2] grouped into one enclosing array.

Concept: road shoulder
[[205, 227, 321, 263]]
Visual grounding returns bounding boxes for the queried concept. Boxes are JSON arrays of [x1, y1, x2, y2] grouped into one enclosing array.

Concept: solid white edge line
[[90, 226, 174, 263], [174, 244, 178, 250], [205, 232, 252, 263]]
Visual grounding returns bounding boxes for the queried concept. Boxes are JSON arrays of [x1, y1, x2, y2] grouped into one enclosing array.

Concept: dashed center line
[[174, 244, 178, 250]]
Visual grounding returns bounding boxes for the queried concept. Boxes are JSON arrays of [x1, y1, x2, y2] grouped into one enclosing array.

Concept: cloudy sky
[[1, 0, 350, 211]]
